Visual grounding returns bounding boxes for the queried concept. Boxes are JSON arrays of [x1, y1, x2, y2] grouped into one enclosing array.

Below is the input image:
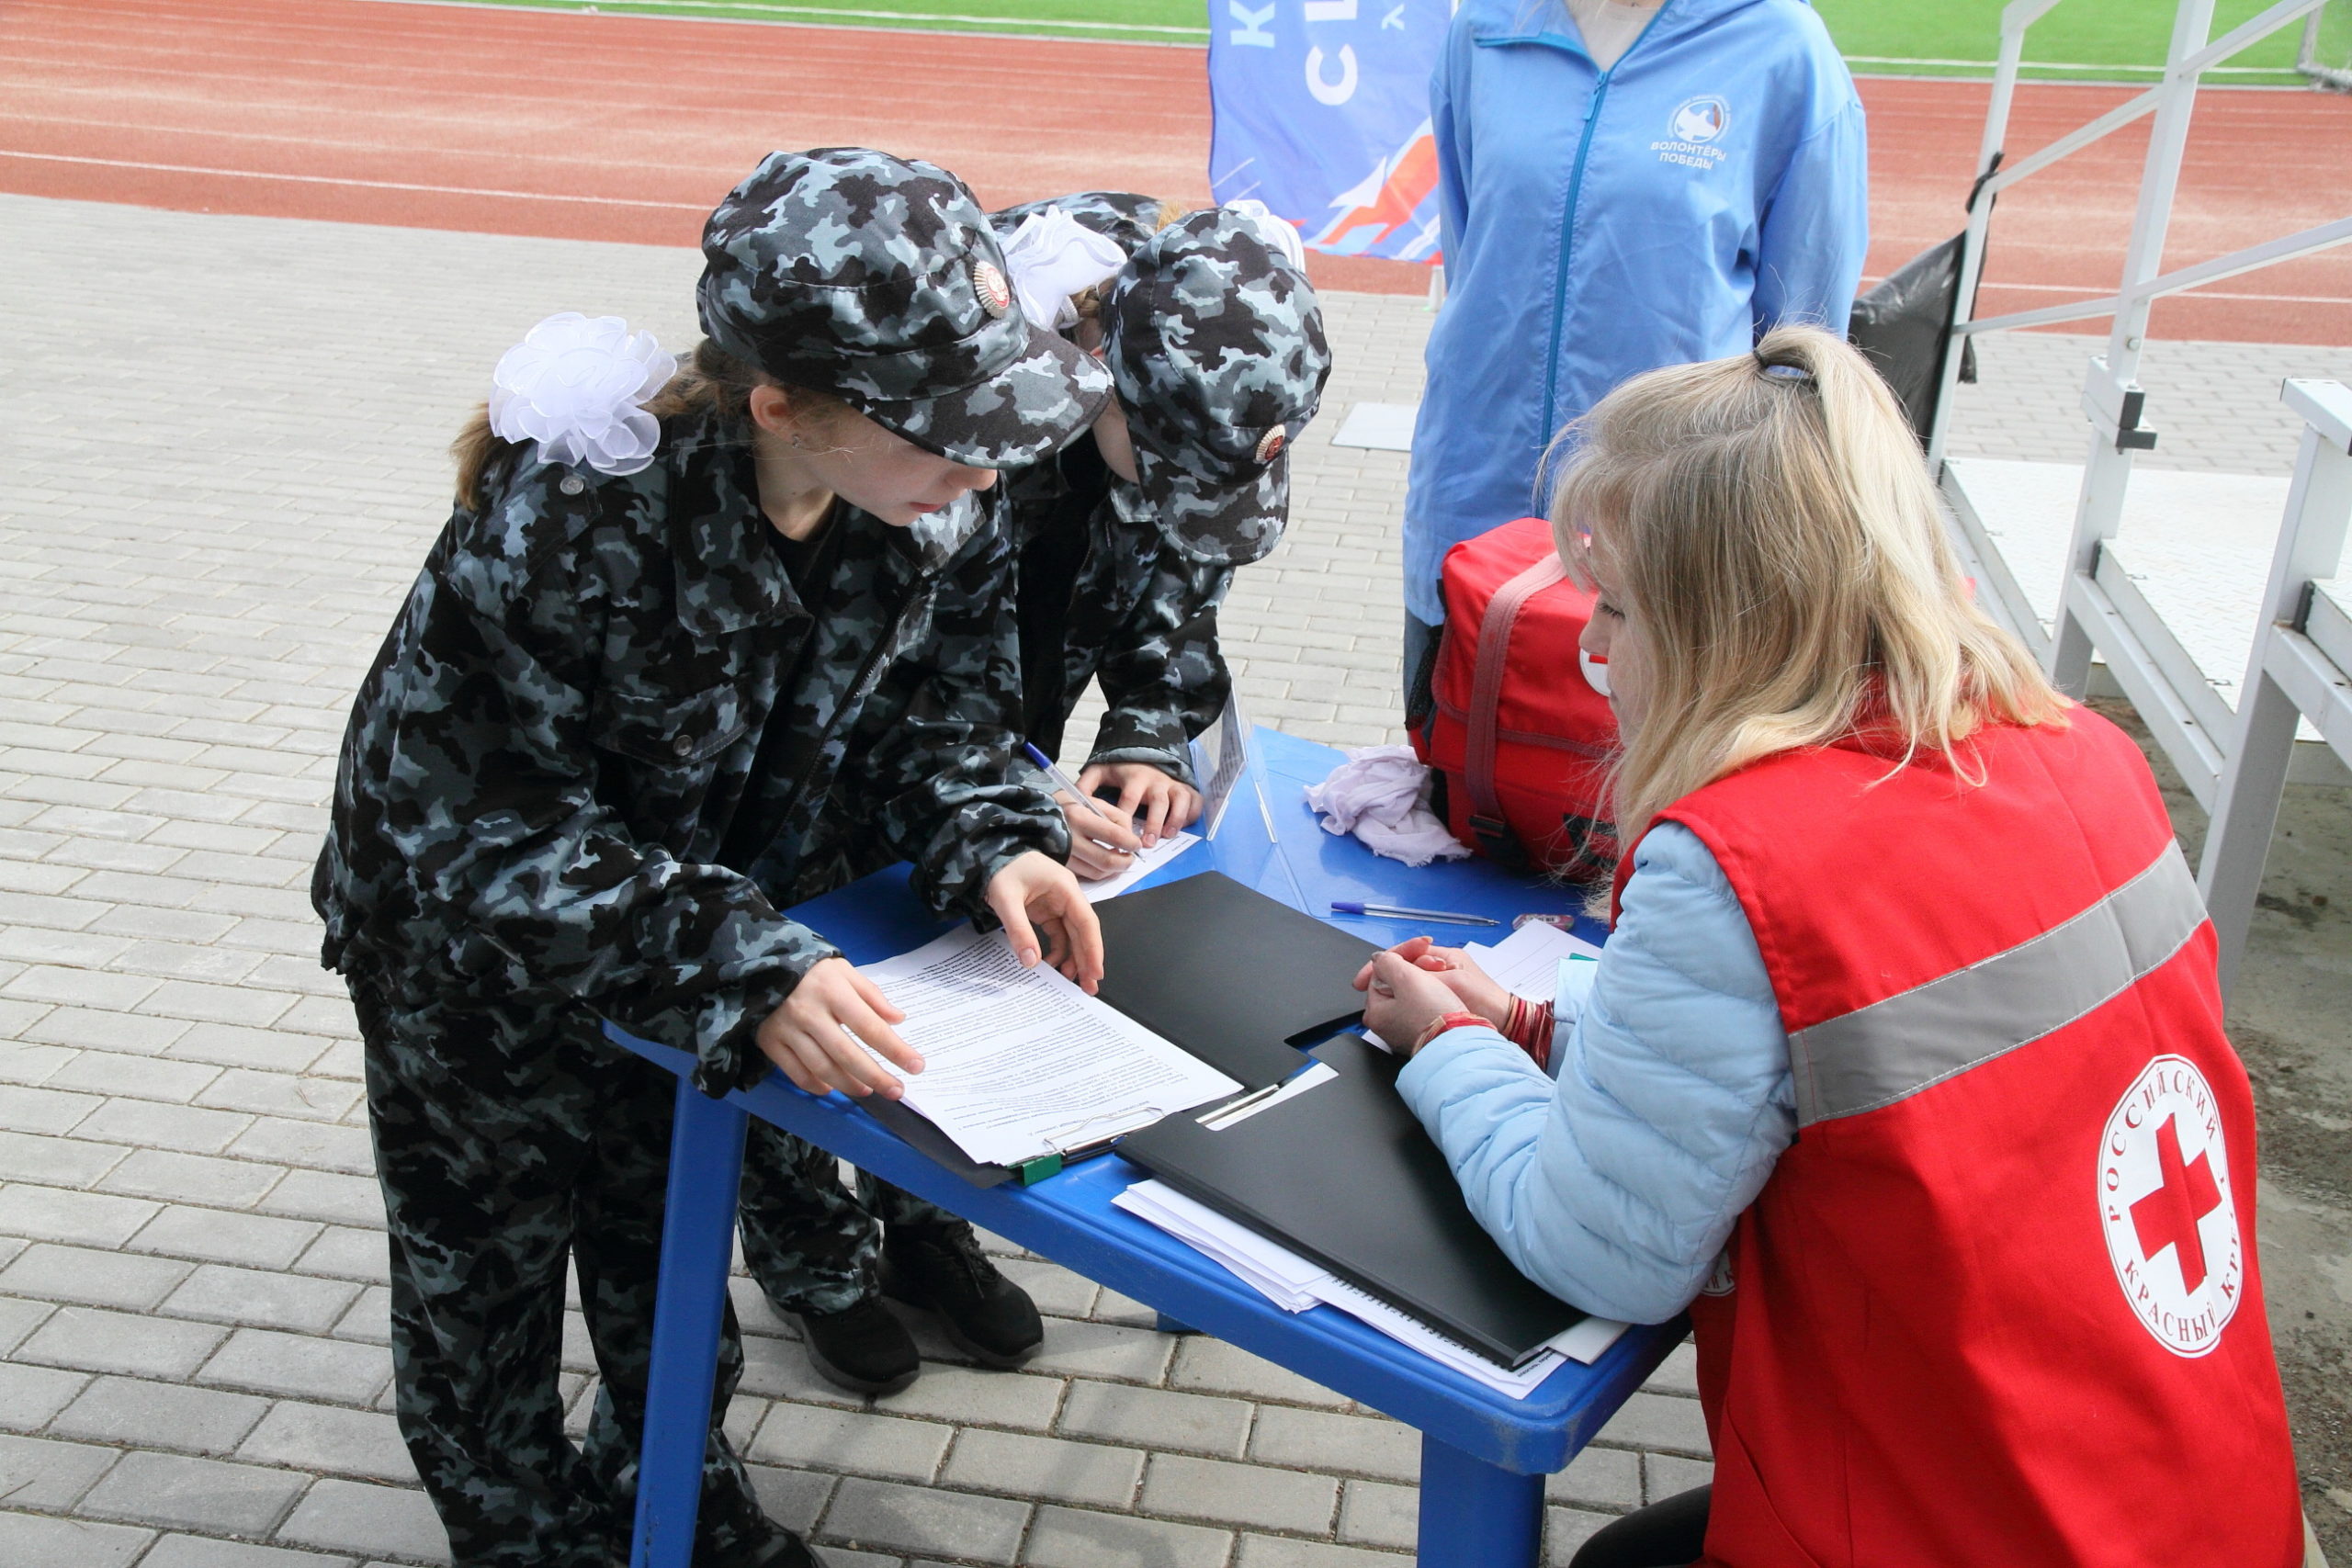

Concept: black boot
[[878, 1220, 1044, 1369], [693, 1474, 826, 1568], [792, 1294, 921, 1396]]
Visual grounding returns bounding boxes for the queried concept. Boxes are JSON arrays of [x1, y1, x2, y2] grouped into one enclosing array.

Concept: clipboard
[[1120, 1032, 1588, 1369]]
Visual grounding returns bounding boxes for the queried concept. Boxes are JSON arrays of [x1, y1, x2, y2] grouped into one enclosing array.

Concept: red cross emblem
[[2099, 1055, 2243, 1357], [2128, 1111, 2223, 1292]]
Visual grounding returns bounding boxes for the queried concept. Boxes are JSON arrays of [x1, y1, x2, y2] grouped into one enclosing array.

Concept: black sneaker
[[792, 1295, 921, 1396], [878, 1221, 1044, 1369], [694, 1476, 826, 1568]]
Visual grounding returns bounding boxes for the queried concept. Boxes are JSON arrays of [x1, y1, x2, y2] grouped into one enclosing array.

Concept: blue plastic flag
[[1207, 0, 1451, 264]]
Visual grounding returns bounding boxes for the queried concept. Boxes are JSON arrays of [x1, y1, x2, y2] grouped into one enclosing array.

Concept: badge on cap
[[1254, 426, 1288, 465], [972, 259, 1013, 320]]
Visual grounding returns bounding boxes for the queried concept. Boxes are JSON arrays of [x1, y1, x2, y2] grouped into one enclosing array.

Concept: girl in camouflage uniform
[[313, 149, 1110, 1568]]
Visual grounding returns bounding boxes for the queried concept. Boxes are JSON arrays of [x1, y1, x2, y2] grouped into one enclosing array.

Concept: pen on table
[[1020, 742, 1131, 848], [1329, 901, 1499, 928]]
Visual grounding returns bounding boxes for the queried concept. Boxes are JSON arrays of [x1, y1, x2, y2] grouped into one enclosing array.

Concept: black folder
[[1120, 1031, 1587, 1368], [1091, 871, 1378, 1091]]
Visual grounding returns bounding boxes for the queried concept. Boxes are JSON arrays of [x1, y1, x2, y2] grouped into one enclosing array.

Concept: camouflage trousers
[[352, 979, 781, 1568], [737, 1119, 953, 1314]]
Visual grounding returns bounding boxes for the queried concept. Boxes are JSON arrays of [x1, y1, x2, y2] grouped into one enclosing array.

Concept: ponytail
[[450, 338, 848, 510]]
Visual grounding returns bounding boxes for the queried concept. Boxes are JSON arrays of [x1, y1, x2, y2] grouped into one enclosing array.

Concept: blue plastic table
[[611, 728, 1679, 1568]]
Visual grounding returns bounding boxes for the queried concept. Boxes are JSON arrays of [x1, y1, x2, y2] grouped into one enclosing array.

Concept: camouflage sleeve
[[390, 533, 830, 1099], [1086, 547, 1235, 790], [860, 513, 1073, 916]]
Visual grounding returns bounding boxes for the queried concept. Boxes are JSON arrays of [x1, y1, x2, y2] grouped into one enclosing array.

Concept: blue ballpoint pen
[[1329, 900, 1499, 928], [1020, 742, 1130, 845]]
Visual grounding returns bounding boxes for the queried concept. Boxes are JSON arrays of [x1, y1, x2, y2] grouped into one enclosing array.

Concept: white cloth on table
[[1305, 745, 1471, 867]]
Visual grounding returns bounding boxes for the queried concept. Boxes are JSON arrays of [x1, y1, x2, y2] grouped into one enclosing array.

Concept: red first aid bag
[[1413, 516, 1619, 880]]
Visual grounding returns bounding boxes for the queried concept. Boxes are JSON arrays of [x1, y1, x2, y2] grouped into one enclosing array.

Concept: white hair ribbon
[[1220, 199, 1310, 274], [488, 311, 677, 478], [999, 210, 1127, 333]]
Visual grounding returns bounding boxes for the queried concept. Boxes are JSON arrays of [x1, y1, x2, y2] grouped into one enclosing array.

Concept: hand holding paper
[[756, 957, 922, 1100]]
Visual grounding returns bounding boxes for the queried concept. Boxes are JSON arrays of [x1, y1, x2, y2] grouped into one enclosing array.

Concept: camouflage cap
[[697, 149, 1112, 469], [988, 191, 1174, 260], [1102, 207, 1332, 566]]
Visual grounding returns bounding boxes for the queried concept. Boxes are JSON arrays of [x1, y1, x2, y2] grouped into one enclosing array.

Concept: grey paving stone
[[1169, 1337, 1350, 1409], [0, 1240, 192, 1310], [200, 1326, 390, 1403], [79, 1449, 310, 1534], [741, 1463, 834, 1535], [1638, 1340, 1698, 1396], [0, 1294, 54, 1355], [941, 1427, 1142, 1509], [239, 1401, 415, 1483], [1590, 1393, 1711, 1459], [1021, 1503, 1233, 1568], [1249, 1404, 1418, 1483], [0, 1360, 85, 1432], [197, 1070, 365, 1123], [231, 1119, 376, 1177], [748, 1405, 952, 1483], [1056, 1381, 1250, 1460], [0, 1430, 120, 1507], [0, 1509, 154, 1568], [1140, 1453, 1339, 1534], [17, 1303, 228, 1378], [291, 1227, 390, 1284], [51, 1375, 270, 1456], [0, 1042, 72, 1090], [1338, 1478, 1417, 1549], [164, 1263, 363, 1333], [820, 1476, 1029, 1565], [40, 1051, 220, 1107], [257, 1170, 385, 1230], [1232, 1535, 1408, 1566], [140, 1533, 360, 1568], [130, 1204, 321, 1269], [0, 1183, 160, 1247], [98, 1147, 286, 1209], [1643, 1451, 1713, 1504], [0, 1082, 101, 1135], [330, 1285, 391, 1345], [1023, 1318, 1176, 1383], [873, 1366, 1064, 1432], [731, 1331, 861, 1407], [1544, 1506, 1613, 1566], [993, 1258, 1097, 1320], [167, 1024, 334, 1074], [1544, 1444, 1641, 1510], [0, 1126, 125, 1186], [277, 1479, 450, 1565], [71, 1098, 252, 1156]]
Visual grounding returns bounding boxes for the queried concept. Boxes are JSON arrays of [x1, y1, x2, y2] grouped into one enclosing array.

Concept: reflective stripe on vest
[[1788, 843, 2207, 1128]]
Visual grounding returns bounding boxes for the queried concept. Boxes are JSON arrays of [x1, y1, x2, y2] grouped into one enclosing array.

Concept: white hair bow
[[999, 210, 1128, 333], [1221, 199, 1310, 273], [489, 312, 677, 478]]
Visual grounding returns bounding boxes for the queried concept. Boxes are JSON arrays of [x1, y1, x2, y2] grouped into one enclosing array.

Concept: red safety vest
[[1626, 712, 2301, 1568]]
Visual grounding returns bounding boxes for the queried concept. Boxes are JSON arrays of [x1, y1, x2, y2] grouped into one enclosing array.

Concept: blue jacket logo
[[1669, 96, 1730, 143]]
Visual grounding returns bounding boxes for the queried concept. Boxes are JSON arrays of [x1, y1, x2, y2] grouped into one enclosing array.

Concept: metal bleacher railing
[[1921, 0, 2352, 998]]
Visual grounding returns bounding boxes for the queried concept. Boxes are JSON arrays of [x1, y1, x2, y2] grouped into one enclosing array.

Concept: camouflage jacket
[[313, 411, 1066, 1095], [1008, 439, 1231, 787]]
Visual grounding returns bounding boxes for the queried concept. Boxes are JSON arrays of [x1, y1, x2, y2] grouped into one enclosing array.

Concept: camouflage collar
[[665, 417, 798, 638]]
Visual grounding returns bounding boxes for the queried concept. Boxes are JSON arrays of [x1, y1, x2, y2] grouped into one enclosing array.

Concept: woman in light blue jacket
[[1402, 0, 1867, 721]]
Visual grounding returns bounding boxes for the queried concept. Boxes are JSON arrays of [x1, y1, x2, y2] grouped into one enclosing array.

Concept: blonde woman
[[1357, 327, 2302, 1567]]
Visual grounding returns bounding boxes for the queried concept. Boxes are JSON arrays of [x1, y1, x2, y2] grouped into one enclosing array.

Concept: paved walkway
[[0, 194, 2345, 1567]]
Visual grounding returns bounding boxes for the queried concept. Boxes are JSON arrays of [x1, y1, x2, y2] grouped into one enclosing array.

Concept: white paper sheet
[[1115, 1180, 1630, 1399], [1080, 830, 1201, 902], [1464, 919, 1604, 1003], [859, 928, 1238, 1167]]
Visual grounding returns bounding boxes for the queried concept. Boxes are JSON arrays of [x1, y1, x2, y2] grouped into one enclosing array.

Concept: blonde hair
[[450, 338, 847, 510], [1552, 324, 2067, 852]]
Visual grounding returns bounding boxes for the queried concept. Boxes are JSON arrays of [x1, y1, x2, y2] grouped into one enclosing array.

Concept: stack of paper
[[1464, 919, 1603, 1002], [1114, 1179, 1629, 1399], [855, 927, 1238, 1168], [1080, 831, 1201, 902]]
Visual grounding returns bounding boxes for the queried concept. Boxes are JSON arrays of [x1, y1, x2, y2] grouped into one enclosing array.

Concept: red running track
[[3, 0, 2346, 340]]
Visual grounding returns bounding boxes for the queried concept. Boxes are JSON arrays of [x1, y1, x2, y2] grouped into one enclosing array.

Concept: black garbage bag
[[1849, 232, 1978, 446]]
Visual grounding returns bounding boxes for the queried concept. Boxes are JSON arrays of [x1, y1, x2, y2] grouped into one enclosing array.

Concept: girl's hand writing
[[1075, 761, 1201, 847]]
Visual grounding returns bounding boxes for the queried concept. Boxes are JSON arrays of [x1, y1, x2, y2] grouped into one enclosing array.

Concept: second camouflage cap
[[1103, 207, 1332, 566], [697, 148, 1112, 469]]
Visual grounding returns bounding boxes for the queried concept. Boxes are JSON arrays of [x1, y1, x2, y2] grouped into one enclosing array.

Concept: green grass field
[[458, 0, 2352, 83]]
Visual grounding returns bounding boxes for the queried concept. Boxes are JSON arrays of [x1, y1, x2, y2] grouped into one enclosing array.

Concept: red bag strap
[[1464, 553, 1566, 846]]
